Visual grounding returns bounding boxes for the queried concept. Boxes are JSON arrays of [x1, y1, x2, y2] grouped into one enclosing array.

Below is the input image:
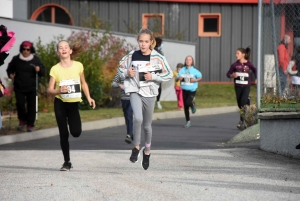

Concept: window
[[30, 4, 74, 25], [142, 14, 164, 36], [198, 13, 221, 37]]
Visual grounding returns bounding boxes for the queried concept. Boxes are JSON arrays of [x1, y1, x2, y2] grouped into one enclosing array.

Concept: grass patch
[[0, 84, 257, 135]]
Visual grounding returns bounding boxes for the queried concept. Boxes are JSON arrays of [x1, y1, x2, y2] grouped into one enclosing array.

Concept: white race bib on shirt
[[138, 64, 162, 87], [235, 72, 249, 85], [59, 79, 81, 99]]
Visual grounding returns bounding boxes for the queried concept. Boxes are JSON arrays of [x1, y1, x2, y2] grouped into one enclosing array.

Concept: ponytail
[[237, 47, 251, 61], [57, 40, 84, 60]]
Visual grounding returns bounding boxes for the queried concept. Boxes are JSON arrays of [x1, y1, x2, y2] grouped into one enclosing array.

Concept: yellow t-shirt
[[49, 61, 83, 102], [173, 71, 180, 87]]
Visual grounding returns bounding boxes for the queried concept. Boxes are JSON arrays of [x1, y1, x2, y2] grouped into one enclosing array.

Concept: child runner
[[173, 63, 184, 110], [118, 28, 173, 170], [226, 47, 257, 129], [112, 72, 133, 143], [176, 56, 202, 128], [47, 41, 96, 171]]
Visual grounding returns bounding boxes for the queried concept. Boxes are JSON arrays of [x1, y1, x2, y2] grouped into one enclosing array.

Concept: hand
[[60, 85, 68, 93], [284, 70, 288, 75], [144, 72, 152, 81], [88, 97, 96, 109], [255, 79, 257, 84], [177, 76, 184, 81], [119, 84, 124, 89], [190, 78, 197, 83], [9, 73, 15, 79], [35, 66, 40, 72], [128, 67, 136, 77], [232, 73, 238, 78]]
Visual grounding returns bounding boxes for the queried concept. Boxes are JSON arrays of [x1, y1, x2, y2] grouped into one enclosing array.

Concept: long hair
[[19, 41, 35, 53], [137, 28, 156, 50], [184, 55, 195, 67], [57, 40, 84, 60], [237, 47, 251, 60]]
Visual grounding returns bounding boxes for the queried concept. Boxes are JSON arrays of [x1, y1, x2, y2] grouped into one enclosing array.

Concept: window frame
[[142, 13, 165, 36], [30, 3, 74, 25], [198, 13, 222, 37]]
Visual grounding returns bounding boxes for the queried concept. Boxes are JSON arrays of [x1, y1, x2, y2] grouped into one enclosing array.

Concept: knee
[[143, 125, 152, 133], [134, 117, 143, 125], [71, 130, 81, 138]]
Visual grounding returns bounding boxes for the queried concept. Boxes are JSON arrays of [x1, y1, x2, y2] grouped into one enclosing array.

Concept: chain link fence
[[260, 0, 300, 111]]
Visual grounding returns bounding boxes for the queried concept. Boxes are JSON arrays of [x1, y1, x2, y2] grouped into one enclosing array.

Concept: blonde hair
[[57, 40, 84, 60], [137, 28, 156, 50]]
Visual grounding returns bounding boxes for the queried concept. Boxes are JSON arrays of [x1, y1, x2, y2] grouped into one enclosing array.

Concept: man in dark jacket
[[6, 41, 45, 132]]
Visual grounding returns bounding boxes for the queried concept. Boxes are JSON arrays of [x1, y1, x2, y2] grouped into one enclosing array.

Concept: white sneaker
[[157, 101, 162, 109]]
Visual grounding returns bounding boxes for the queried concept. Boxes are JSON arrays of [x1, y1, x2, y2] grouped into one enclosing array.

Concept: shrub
[[238, 104, 258, 131]]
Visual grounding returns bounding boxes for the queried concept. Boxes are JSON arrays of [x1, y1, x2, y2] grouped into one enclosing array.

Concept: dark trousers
[[15, 90, 36, 126], [279, 68, 287, 94], [234, 85, 251, 121], [54, 98, 82, 162], [157, 83, 162, 101], [183, 90, 196, 121], [121, 99, 133, 139]]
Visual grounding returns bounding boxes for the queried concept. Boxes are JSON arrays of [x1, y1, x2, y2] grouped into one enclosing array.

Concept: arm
[[111, 72, 124, 89], [35, 56, 46, 77], [226, 64, 237, 78], [47, 76, 62, 95], [150, 56, 173, 82], [6, 56, 17, 79], [80, 72, 96, 109], [118, 50, 134, 79], [191, 70, 202, 83]]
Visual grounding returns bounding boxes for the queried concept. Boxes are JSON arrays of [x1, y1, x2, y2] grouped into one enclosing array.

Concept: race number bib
[[235, 72, 249, 85], [181, 72, 193, 86], [59, 79, 81, 99], [138, 64, 162, 87]]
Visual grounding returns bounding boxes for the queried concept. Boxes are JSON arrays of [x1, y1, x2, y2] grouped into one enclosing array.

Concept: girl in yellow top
[[173, 63, 183, 110], [47, 41, 95, 171]]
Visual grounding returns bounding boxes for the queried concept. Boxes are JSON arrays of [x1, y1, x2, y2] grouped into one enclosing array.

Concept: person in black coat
[[6, 41, 45, 132]]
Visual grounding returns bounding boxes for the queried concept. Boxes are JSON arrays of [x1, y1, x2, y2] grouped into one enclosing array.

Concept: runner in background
[[111, 72, 133, 144], [47, 40, 95, 171], [226, 47, 257, 129], [154, 37, 164, 109], [176, 56, 202, 128]]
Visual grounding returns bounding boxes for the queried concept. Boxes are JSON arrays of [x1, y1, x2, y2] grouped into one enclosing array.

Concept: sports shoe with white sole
[[129, 147, 140, 163], [141, 147, 150, 170]]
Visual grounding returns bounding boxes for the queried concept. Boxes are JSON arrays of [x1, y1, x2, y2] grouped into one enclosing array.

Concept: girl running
[[47, 41, 95, 171], [118, 28, 173, 170], [226, 47, 257, 129], [176, 56, 202, 128]]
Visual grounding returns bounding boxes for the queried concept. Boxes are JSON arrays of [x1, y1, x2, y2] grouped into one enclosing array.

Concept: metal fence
[[258, 0, 300, 111]]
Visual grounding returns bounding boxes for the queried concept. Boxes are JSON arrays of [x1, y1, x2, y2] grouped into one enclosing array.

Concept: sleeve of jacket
[[151, 55, 173, 82], [226, 64, 235, 78], [277, 44, 287, 71], [249, 62, 257, 78], [118, 50, 134, 80], [6, 55, 17, 78], [35, 56, 45, 77], [111, 72, 120, 88]]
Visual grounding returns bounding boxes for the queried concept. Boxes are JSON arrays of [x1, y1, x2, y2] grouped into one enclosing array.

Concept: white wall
[[0, 18, 196, 101], [0, 0, 13, 18]]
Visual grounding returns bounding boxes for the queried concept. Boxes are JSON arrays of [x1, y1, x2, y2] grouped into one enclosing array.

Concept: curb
[[0, 106, 238, 146]]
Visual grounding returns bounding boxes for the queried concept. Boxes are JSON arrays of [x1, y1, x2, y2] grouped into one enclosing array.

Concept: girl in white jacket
[[118, 28, 173, 170]]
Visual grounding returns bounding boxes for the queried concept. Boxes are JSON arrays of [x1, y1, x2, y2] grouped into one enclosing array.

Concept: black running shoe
[[60, 161, 72, 171], [141, 147, 150, 170], [129, 147, 140, 163], [125, 134, 132, 144], [296, 143, 300, 149]]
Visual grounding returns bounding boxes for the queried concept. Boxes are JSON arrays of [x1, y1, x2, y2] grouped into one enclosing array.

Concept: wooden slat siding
[[108, 1, 119, 31], [167, 3, 180, 38], [119, 1, 129, 32], [231, 5, 242, 60], [220, 5, 232, 82], [139, 2, 149, 29], [178, 3, 190, 42], [210, 3, 221, 82], [252, 5, 258, 71], [128, 1, 139, 33], [98, 1, 110, 26], [198, 4, 210, 81], [158, 3, 169, 35]]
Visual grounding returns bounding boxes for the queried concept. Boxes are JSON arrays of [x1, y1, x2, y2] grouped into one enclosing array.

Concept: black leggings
[[15, 90, 36, 126], [54, 98, 82, 162], [157, 83, 162, 102], [234, 85, 250, 121], [183, 90, 196, 121]]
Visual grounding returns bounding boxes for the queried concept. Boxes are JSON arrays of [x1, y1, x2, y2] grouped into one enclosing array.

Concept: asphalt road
[[0, 112, 258, 150]]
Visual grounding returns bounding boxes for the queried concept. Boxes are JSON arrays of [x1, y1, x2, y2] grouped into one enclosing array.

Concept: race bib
[[181, 72, 194, 86], [235, 72, 249, 85], [138, 64, 162, 87], [59, 79, 81, 99]]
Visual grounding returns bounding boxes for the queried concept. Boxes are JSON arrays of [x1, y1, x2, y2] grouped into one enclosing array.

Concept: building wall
[[26, 0, 258, 82]]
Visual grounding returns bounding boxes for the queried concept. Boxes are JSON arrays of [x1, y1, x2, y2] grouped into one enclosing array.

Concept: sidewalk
[[0, 106, 237, 145]]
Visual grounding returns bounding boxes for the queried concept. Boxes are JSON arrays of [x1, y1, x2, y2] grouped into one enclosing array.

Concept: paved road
[[0, 112, 257, 150]]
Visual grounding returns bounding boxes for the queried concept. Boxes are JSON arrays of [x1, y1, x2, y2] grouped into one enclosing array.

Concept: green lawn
[[0, 84, 257, 135]]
